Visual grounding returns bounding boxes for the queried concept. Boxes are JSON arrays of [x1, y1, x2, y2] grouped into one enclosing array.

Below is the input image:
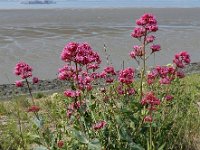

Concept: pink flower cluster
[[118, 67, 134, 84], [117, 85, 135, 95], [132, 13, 158, 38], [147, 65, 176, 85], [93, 120, 107, 130], [144, 115, 153, 123], [57, 140, 64, 148], [131, 27, 146, 38], [27, 105, 40, 113], [150, 44, 161, 53], [14, 62, 39, 87], [100, 66, 116, 83], [141, 92, 160, 110], [146, 35, 155, 43], [130, 45, 144, 59], [117, 67, 135, 95], [165, 95, 174, 101], [173, 51, 190, 68], [15, 80, 24, 87], [14, 61, 32, 79], [66, 101, 83, 118], [130, 13, 161, 60], [147, 51, 191, 85], [61, 42, 101, 68], [64, 89, 81, 98], [58, 65, 76, 81], [59, 42, 102, 98], [76, 71, 94, 91], [32, 77, 39, 84]]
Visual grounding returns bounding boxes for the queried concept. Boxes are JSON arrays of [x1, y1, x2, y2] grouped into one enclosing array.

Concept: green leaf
[[44, 128, 54, 146], [88, 138, 101, 150], [129, 143, 145, 150], [90, 102, 97, 111], [72, 129, 89, 144], [119, 127, 132, 142], [158, 143, 166, 150], [115, 115, 123, 124], [26, 132, 40, 141], [91, 94, 96, 100], [33, 146, 48, 150], [32, 116, 44, 128]]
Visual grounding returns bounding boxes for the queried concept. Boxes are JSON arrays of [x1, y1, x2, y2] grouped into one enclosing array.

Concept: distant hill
[[21, 0, 56, 4]]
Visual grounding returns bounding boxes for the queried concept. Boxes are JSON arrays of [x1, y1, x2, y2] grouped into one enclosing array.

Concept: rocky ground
[[0, 62, 199, 100]]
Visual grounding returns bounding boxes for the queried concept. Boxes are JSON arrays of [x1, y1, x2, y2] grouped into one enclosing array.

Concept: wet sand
[[0, 8, 200, 84]]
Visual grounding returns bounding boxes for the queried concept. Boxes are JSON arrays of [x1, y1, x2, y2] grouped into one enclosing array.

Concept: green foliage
[[0, 74, 199, 149], [34, 92, 46, 99]]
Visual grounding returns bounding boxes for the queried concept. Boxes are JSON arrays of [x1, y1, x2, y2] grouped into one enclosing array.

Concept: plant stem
[[25, 79, 40, 120], [149, 122, 153, 150], [75, 62, 81, 104], [25, 78, 35, 105], [139, 29, 147, 101]]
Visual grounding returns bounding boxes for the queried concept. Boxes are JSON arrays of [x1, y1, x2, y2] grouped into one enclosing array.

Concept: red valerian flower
[[146, 35, 156, 43], [150, 44, 161, 53], [93, 121, 107, 130], [144, 115, 153, 123], [130, 45, 144, 59], [104, 66, 115, 75], [32, 77, 39, 84], [173, 51, 190, 68], [15, 80, 24, 87], [100, 66, 116, 83], [60, 42, 79, 62], [176, 71, 185, 78], [136, 13, 157, 26], [147, 65, 176, 85], [27, 105, 40, 112], [118, 67, 135, 84], [61, 42, 101, 67], [64, 89, 81, 98], [133, 13, 158, 38], [66, 101, 84, 118], [14, 61, 32, 79], [141, 92, 160, 109], [131, 27, 146, 38], [57, 140, 64, 148], [58, 65, 76, 81], [165, 95, 174, 101]]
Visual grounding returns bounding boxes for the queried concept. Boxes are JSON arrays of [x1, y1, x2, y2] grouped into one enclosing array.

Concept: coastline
[[1, 62, 200, 100]]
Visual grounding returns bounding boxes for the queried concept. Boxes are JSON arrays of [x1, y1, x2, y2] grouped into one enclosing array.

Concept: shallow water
[[0, 8, 200, 84]]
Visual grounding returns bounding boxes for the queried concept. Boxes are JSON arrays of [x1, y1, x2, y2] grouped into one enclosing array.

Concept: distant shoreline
[[1, 7, 200, 10], [1, 62, 200, 100]]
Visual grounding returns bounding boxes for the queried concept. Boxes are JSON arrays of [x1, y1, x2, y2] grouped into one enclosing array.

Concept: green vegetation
[[0, 74, 199, 150]]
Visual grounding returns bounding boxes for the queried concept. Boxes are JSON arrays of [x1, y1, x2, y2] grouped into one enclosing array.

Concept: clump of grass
[[34, 92, 46, 99]]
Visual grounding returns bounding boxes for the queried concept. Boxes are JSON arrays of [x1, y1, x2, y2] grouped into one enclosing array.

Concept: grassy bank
[[0, 74, 199, 149]]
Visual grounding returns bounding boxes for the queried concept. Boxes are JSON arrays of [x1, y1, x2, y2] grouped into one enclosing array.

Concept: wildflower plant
[[14, 61, 39, 106], [129, 13, 191, 150], [7, 13, 198, 150]]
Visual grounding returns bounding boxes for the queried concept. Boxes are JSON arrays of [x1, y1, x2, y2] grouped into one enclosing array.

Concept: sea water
[[0, 0, 200, 9]]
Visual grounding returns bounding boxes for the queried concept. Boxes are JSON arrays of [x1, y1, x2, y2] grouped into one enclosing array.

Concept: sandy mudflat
[[0, 8, 200, 84]]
